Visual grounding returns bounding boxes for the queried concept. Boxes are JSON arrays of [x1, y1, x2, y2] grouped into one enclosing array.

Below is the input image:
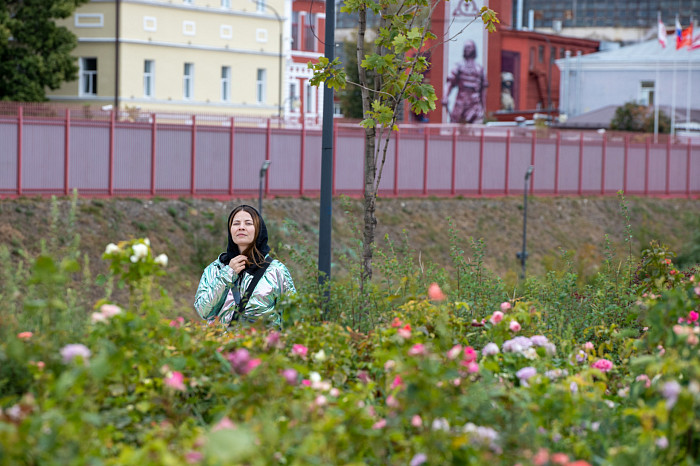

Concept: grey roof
[[556, 39, 700, 65], [559, 104, 700, 129]]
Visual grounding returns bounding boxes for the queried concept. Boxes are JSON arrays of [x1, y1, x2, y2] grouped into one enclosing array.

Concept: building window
[[291, 11, 299, 48], [143, 16, 157, 31], [220, 25, 233, 39], [256, 28, 268, 42], [221, 0, 230, 7], [640, 81, 655, 106], [184, 0, 192, 4], [256, 69, 266, 103], [538, 45, 545, 63], [80, 58, 97, 96], [75, 14, 104, 28], [256, 0, 265, 13], [183, 21, 196, 35], [144, 60, 154, 98], [221, 66, 231, 102], [184, 63, 194, 100]]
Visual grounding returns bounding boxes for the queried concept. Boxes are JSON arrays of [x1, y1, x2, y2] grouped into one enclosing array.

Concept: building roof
[[556, 39, 700, 66], [559, 104, 700, 129]]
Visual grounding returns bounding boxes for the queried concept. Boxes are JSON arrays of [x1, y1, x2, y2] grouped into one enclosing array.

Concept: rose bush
[[1, 238, 698, 465]]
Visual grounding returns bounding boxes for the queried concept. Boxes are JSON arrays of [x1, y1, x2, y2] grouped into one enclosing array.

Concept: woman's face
[[230, 210, 256, 250]]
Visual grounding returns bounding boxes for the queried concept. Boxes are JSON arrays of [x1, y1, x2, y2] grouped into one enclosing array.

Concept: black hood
[[219, 205, 271, 272]]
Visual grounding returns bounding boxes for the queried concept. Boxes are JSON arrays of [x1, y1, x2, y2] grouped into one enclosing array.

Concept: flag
[[658, 15, 667, 47], [676, 16, 693, 49], [692, 32, 700, 50]]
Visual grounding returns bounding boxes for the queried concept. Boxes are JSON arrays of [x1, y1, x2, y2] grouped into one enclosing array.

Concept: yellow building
[[48, 0, 290, 117]]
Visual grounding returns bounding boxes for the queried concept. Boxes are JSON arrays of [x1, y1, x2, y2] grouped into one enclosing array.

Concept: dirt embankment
[[1, 195, 698, 312]]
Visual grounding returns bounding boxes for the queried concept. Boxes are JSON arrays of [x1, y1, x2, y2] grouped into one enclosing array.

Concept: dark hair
[[220, 205, 271, 271], [229, 205, 264, 267]]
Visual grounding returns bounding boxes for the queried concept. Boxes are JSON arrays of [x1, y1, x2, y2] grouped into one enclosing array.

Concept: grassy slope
[[1, 195, 698, 315]]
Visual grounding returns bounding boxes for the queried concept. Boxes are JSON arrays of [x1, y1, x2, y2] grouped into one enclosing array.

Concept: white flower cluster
[[463, 423, 501, 454], [502, 335, 556, 359], [130, 243, 149, 263]]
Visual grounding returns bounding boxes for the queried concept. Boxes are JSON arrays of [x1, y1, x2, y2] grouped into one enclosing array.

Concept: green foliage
[[0, 0, 89, 101], [610, 101, 671, 134]]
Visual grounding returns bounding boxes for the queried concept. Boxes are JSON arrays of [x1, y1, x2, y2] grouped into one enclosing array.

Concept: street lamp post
[[253, 1, 283, 120], [259, 160, 271, 216], [516, 166, 534, 280]]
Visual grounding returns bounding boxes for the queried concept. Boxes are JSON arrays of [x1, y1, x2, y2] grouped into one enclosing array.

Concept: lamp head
[[525, 165, 534, 180], [260, 160, 271, 176]]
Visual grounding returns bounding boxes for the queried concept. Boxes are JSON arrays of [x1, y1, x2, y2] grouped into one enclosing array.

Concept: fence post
[[229, 117, 235, 196], [623, 134, 629, 194], [554, 131, 560, 195], [265, 118, 271, 196], [190, 115, 197, 195], [300, 113, 306, 195], [530, 131, 536, 194], [423, 127, 429, 195], [109, 110, 115, 196], [578, 132, 584, 196], [64, 109, 70, 196], [394, 127, 400, 196], [478, 128, 484, 196], [151, 114, 157, 196], [600, 134, 607, 195], [645, 136, 651, 196], [451, 127, 457, 196], [665, 135, 671, 196], [17, 107, 23, 195], [505, 129, 511, 195], [686, 138, 692, 199]]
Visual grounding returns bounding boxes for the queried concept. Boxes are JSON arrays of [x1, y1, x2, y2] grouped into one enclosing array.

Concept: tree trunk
[[356, 8, 376, 298]]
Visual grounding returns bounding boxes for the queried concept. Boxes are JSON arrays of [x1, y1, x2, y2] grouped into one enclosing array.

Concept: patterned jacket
[[194, 255, 295, 328]]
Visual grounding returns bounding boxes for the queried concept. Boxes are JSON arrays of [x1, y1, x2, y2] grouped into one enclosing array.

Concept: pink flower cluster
[[164, 370, 186, 391], [428, 283, 446, 301], [591, 359, 613, 373], [91, 304, 122, 324], [225, 348, 262, 375]]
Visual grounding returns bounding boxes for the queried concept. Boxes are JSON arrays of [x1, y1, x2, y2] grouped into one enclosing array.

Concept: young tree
[[0, 0, 89, 101], [311, 0, 498, 296]]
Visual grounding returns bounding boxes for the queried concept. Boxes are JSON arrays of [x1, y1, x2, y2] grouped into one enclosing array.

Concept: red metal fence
[[1, 104, 698, 198]]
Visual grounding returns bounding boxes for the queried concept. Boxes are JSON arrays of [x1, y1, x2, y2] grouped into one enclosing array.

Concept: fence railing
[[1, 105, 698, 198]]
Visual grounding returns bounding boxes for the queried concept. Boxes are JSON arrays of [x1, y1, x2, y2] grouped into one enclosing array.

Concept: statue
[[500, 72, 515, 111], [442, 39, 488, 124]]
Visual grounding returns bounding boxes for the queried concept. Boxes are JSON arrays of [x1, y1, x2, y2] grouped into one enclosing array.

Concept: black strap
[[231, 259, 271, 322]]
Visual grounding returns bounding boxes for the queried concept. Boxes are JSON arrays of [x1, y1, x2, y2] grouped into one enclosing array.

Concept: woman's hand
[[229, 255, 249, 275]]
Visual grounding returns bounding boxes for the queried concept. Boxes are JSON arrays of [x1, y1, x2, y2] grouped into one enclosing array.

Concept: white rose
[[313, 349, 327, 362], [104, 243, 120, 254], [144, 238, 151, 246], [132, 243, 148, 259], [91, 312, 107, 323], [309, 372, 322, 383], [154, 254, 168, 267]]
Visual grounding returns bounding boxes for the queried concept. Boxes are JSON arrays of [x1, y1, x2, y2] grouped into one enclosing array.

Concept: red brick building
[[419, 0, 599, 123]]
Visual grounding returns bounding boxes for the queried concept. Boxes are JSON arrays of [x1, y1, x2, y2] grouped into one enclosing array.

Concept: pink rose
[[164, 371, 186, 391], [397, 324, 412, 339], [17, 332, 33, 340], [489, 311, 504, 325], [509, 320, 521, 332], [500, 302, 512, 312], [372, 419, 387, 429], [462, 346, 477, 363], [688, 311, 699, 323], [446, 344, 462, 360], [411, 415, 423, 427], [428, 283, 446, 301], [591, 359, 614, 372], [583, 342, 594, 351], [292, 344, 308, 358], [408, 344, 427, 356]]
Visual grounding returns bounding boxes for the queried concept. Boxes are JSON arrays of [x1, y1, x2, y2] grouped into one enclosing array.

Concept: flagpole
[[671, 59, 677, 136], [686, 17, 693, 131], [655, 12, 663, 142]]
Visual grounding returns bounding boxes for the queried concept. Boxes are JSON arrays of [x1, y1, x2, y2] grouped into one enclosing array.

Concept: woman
[[194, 205, 295, 328]]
